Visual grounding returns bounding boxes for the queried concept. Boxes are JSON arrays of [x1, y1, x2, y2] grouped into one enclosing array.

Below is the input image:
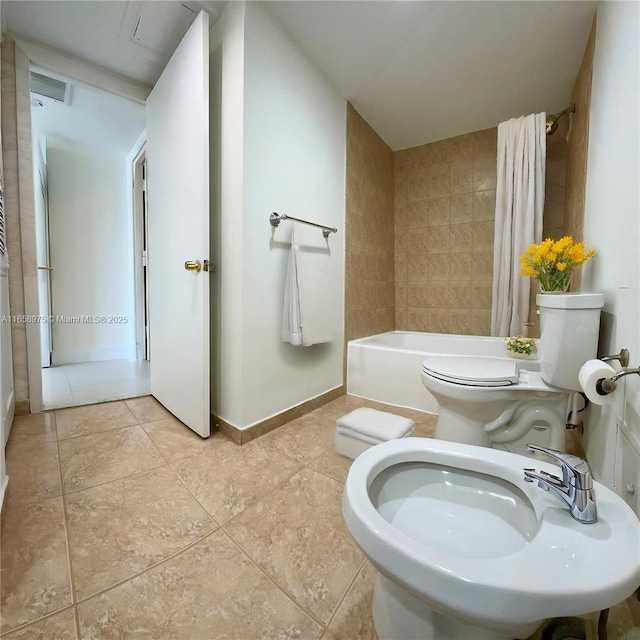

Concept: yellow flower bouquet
[[520, 236, 596, 292]]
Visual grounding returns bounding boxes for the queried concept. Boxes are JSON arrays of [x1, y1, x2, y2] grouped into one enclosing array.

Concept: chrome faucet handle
[[527, 444, 593, 490]]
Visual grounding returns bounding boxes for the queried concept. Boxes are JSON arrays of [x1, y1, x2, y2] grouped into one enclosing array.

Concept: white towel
[[336, 408, 414, 441], [281, 227, 302, 345], [281, 225, 333, 346]]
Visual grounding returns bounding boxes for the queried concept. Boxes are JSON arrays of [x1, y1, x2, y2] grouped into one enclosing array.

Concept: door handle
[[184, 260, 201, 272], [38, 266, 53, 271]]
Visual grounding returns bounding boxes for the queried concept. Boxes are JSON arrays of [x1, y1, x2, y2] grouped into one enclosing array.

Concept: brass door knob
[[184, 260, 201, 273], [37, 266, 54, 271]]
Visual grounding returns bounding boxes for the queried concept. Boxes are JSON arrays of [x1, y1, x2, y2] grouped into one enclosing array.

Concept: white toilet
[[421, 293, 604, 452], [343, 437, 640, 640]]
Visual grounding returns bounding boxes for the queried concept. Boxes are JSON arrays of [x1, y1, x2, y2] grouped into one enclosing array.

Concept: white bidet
[[343, 437, 640, 640]]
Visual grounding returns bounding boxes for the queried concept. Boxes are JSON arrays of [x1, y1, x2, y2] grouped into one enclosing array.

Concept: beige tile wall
[[2, 38, 36, 404], [564, 12, 596, 292], [344, 104, 395, 342], [394, 129, 498, 336]]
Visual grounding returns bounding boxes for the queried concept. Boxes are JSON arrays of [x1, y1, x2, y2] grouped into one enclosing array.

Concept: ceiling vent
[[30, 71, 73, 106]]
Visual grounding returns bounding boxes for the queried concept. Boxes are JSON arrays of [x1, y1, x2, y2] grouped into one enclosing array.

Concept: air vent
[[30, 71, 72, 105]]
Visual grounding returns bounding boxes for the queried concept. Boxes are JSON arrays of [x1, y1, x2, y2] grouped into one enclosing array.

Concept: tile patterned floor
[[41, 360, 150, 410], [1, 395, 639, 639]]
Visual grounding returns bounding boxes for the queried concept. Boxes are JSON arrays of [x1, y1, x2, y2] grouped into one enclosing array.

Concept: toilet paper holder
[[602, 349, 630, 367], [596, 365, 640, 396]]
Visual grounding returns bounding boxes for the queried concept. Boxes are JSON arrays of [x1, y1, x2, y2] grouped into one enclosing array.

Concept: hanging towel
[[336, 408, 415, 441], [281, 226, 303, 345], [491, 112, 546, 337], [281, 225, 333, 346]]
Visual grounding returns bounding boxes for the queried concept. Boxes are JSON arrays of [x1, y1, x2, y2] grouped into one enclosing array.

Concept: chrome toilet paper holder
[[602, 349, 630, 367], [596, 348, 640, 396]]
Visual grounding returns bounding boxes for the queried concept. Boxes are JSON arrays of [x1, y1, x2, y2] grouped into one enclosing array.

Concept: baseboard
[[212, 385, 346, 445]]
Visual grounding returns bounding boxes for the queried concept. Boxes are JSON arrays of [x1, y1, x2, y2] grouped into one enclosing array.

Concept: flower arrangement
[[520, 236, 596, 292], [505, 335, 536, 356]]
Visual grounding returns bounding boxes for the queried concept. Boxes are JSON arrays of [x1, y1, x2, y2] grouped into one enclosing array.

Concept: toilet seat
[[422, 356, 518, 387]]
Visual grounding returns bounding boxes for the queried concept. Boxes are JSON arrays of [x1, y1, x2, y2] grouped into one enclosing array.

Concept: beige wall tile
[[473, 160, 497, 191], [450, 193, 474, 224], [472, 190, 496, 221], [450, 281, 472, 309], [450, 163, 474, 194], [450, 223, 473, 253], [427, 197, 451, 226], [472, 220, 495, 253], [449, 253, 473, 281]]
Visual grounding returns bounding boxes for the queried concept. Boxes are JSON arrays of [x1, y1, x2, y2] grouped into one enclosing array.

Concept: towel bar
[[270, 212, 337, 239]]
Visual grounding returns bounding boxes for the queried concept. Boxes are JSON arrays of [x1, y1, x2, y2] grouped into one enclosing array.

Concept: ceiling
[[5, 0, 596, 151], [30, 77, 146, 156]]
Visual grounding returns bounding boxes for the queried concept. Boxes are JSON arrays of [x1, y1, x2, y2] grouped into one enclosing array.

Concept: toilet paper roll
[[578, 359, 617, 405]]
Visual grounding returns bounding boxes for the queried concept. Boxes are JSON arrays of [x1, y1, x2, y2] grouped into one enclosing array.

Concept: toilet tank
[[537, 293, 604, 391]]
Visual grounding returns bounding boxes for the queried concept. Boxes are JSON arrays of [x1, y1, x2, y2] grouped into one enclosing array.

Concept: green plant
[[505, 335, 535, 356]]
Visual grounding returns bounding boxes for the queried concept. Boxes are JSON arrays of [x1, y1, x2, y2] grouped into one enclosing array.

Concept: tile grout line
[[219, 525, 328, 635], [323, 556, 369, 634], [0, 604, 77, 638], [56, 420, 139, 443], [72, 527, 221, 606], [52, 410, 82, 640]]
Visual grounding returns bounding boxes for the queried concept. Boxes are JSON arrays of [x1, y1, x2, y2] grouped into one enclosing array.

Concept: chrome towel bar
[[269, 212, 337, 239]]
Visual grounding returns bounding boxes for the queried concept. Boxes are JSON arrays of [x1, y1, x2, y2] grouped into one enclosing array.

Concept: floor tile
[[70, 378, 151, 406], [311, 395, 369, 423], [5, 412, 57, 450], [326, 561, 378, 640], [125, 396, 172, 424], [5, 440, 62, 506], [308, 449, 353, 485], [1, 607, 78, 639], [59, 426, 164, 493], [63, 360, 149, 388], [42, 368, 73, 411], [226, 468, 364, 623], [256, 414, 335, 465], [171, 438, 303, 525], [66, 466, 216, 600], [140, 416, 212, 463], [77, 530, 321, 640], [55, 401, 138, 440], [0, 498, 72, 634]]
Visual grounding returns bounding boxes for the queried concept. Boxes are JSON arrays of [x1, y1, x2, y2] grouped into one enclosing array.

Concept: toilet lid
[[422, 356, 519, 387]]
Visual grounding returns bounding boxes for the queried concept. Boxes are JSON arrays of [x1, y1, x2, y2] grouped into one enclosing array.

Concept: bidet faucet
[[523, 444, 597, 524]]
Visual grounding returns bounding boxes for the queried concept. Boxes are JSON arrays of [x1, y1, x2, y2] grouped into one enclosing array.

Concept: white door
[[146, 11, 210, 437]]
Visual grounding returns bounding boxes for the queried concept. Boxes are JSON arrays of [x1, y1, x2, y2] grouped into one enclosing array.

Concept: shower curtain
[[491, 112, 546, 337]]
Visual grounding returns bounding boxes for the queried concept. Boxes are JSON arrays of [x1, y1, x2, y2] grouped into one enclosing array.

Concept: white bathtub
[[347, 331, 539, 414]]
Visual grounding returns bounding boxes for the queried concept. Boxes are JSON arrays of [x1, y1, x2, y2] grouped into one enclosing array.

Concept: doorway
[[30, 68, 150, 409]]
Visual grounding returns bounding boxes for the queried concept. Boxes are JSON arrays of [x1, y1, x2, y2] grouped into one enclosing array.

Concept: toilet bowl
[[343, 437, 640, 640], [420, 294, 605, 452], [421, 356, 568, 452]]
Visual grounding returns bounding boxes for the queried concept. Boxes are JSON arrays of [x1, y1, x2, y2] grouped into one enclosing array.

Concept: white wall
[[581, 2, 640, 515], [210, 1, 246, 427], [0, 9, 12, 511], [241, 4, 345, 427], [212, 2, 346, 429], [46, 138, 135, 364]]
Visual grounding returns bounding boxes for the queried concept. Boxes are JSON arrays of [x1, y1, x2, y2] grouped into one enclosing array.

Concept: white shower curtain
[[491, 112, 546, 337]]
